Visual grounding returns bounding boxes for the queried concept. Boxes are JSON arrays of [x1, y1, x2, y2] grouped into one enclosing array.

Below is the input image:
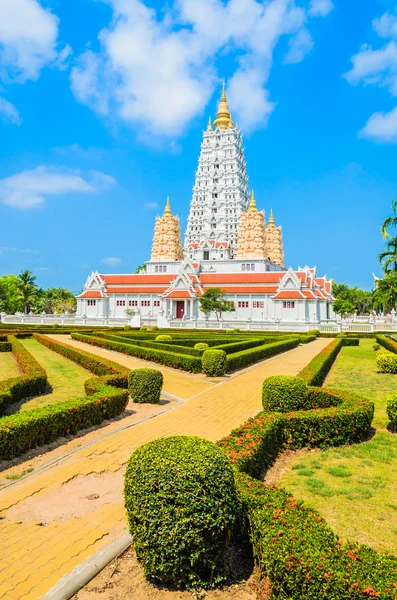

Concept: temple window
[[87, 300, 96, 306], [116, 300, 126, 307], [129, 300, 138, 307], [155, 266, 158, 272], [282, 302, 295, 309], [154, 300, 160, 307], [238, 301, 249, 308], [159, 265, 162, 272], [141, 300, 151, 307]]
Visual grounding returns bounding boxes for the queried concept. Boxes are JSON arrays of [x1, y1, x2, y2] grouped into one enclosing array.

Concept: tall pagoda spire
[[207, 116, 213, 131], [164, 196, 172, 216], [236, 191, 267, 260], [213, 82, 233, 130], [248, 190, 258, 212], [266, 209, 284, 266]]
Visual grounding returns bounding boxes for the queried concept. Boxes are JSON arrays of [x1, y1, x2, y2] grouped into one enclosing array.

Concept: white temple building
[[76, 86, 335, 329]]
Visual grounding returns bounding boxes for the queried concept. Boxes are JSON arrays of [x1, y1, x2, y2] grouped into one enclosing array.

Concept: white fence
[[2, 313, 397, 334]]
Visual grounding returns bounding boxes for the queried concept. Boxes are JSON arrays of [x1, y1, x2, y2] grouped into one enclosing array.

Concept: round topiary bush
[[124, 436, 238, 589], [194, 342, 209, 351], [373, 343, 380, 351], [262, 375, 309, 413], [386, 395, 397, 432], [202, 349, 227, 377], [151, 326, 159, 331], [376, 350, 397, 373], [128, 368, 163, 403], [232, 328, 240, 333], [306, 329, 320, 337], [155, 334, 172, 341], [140, 326, 147, 331], [124, 325, 132, 331]]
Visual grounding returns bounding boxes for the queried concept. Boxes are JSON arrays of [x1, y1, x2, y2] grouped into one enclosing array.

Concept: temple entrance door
[[176, 301, 184, 319]]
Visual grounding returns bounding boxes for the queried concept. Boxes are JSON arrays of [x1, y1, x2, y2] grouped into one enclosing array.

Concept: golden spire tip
[[248, 190, 257, 212], [207, 116, 213, 131], [164, 197, 172, 216], [268, 209, 275, 225]]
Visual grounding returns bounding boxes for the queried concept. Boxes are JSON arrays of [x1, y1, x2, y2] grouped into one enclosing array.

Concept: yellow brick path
[[0, 338, 331, 599]]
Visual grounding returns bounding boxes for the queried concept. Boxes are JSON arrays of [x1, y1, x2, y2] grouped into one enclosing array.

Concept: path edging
[[41, 532, 132, 600]]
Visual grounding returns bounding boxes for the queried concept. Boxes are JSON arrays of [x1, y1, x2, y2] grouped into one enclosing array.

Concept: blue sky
[[1, 0, 397, 292]]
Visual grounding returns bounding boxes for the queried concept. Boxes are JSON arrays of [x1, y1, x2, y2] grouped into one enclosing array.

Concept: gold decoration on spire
[[207, 116, 213, 131], [265, 209, 284, 266], [248, 190, 257, 212], [164, 196, 172, 217], [213, 82, 233, 130], [268, 209, 275, 226]]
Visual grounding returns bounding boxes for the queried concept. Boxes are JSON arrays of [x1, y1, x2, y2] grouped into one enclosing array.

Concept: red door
[[176, 301, 184, 319]]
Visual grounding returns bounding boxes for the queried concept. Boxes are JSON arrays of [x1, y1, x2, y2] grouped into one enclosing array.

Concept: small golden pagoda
[[213, 83, 234, 130], [150, 198, 183, 262], [266, 209, 284, 266], [236, 191, 267, 260]]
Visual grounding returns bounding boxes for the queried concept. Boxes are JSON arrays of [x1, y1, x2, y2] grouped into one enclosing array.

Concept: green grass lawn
[[14, 338, 92, 412], [278, 339, 397, 554], [0, 352, 20, 381]]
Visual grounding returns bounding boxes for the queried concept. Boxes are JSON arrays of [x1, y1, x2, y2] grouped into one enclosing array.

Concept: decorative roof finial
[[214, 81, 233, 130], [207, 116, 213, 131], [248, 190, 257, 212], [268, 209, 275, 226], [164, 196, 172, 216]]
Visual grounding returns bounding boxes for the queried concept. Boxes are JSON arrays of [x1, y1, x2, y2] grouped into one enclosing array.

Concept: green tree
[[17, 270, 38, 314], [199, 288, 235, 321], [0, 275, 23, 313], [381, 198, 397, 239], [332, 282, 373, 316], [332, 297, 355, 317], [379, 237, 397, 275], [136, 264, 147, 274], [373, 274, 397, 313]]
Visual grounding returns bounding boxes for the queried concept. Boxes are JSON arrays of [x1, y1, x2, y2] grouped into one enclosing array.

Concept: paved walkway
[[0, 337, 331, 599]]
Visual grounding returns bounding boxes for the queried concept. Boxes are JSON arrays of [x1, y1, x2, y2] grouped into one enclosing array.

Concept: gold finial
[[214, 82, 233, 130], [207, 116, 213, 131], [164, 196, 172, 216], [268, 209, 275, 226], [248, 190, 257, 212]]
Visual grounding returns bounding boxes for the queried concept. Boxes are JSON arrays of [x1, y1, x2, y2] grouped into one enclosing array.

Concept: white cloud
[[373, 12, 397, 39], [359, 106, 397, 142], [308, 0, 333, 17], [344, 10, 397, 142], [102, 257, 121, 265], [0, 166, 116, 209], [0, 0, 59, 82], [70, 0, 332, 136], [0, 96, 21, 124]]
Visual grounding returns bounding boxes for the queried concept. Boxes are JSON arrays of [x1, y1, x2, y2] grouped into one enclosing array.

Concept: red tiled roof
[[200, 273, 286, 284], [106, 287, 166, 294], [203, 286, 279, 294], [101, 274, 173, 284], [302, 290, 317, 299], [272, 291, 305, 300], [77, 290, 106, 299], [315, 278, 325, 287], [162, 290, 193, 298]]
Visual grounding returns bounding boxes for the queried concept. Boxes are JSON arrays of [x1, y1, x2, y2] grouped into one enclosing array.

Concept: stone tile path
[[0, 337, 331, 599]]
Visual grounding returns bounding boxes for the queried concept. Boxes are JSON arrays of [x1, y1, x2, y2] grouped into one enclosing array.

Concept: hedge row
[[235, 471, 396, 600], [376, 334, 397, 354], [0, 335, 47, 415], [226, 338, 300, 372], [212, 337, 281, 355], [71, 333, 203, 373], [0, 341, 12, 352], [97, 333, 204, 357], [0, 334, 130, 460], [298, 337, 359, 386], [216, 383, 395, 599]]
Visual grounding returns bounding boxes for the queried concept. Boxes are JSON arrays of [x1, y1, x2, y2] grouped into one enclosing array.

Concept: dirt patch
[[263, 448, 320, 485], [74, 545, 270, 600], [6, 471, 123, 524]]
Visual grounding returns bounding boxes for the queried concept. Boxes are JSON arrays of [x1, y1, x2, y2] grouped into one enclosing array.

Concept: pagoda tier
[[266, 210, 284, 266], [184, 85, 250, 258], [236, 191, 267, 260], [150, 198, 183, 262]]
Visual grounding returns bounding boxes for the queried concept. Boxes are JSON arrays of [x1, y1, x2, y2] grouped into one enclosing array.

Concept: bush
[[376, 334, 397, 354], [298, 338, 343, 386], [124, 436, 238, 589], [373, 343, 380, 351], [194, 342, 209, 350], [232, 328, 240, 333], [140, 326, 147, 331], [202, 349, 227, 376], [0, 341, 12, 352], [262, 375, 309, 413], [52, 323, 60, 329], [151, 326, 158, 331], [386, 395, 397, 432], [306, 329, 320, 337], [299, 335, 316, 344], [128, 368, 163, 403], [376, 350, 397, 374], [226, 338, 300, 372], [124, 325, 132, 331], [155, 334, 172, 341]]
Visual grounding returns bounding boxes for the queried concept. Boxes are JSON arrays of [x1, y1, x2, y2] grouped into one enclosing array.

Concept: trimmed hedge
[[97, 333, 204, 357], [124, 436, 238, 589], [213, 337, 278, 355], [0, 341, 12, 352], [376, 350, 397, 374], [71, 333, 203, 373], [0, 334, 130, 460], [194, 342, 209, 350], [0, 335, 47, 414], [202, 349, 227, 377], [155, 334, 172, 341], [376, 334, 397, 354], [226, 337, 300, 372], [262, 375, 309, 413], [128, 368, 163, 403], [387, 395, 397, 432], [298, 338, 343, 386], [235, 472, 396, 600]]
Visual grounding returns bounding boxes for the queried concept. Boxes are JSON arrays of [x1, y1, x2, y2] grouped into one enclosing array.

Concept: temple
[[77, 85, 335, 328]]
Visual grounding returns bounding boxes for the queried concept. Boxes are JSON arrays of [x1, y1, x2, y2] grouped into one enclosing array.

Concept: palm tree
[[373, 274, 397, 313], [382, 198, 397, 238], [379, 237, 397, 274], [17, 270, 37, 314]]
